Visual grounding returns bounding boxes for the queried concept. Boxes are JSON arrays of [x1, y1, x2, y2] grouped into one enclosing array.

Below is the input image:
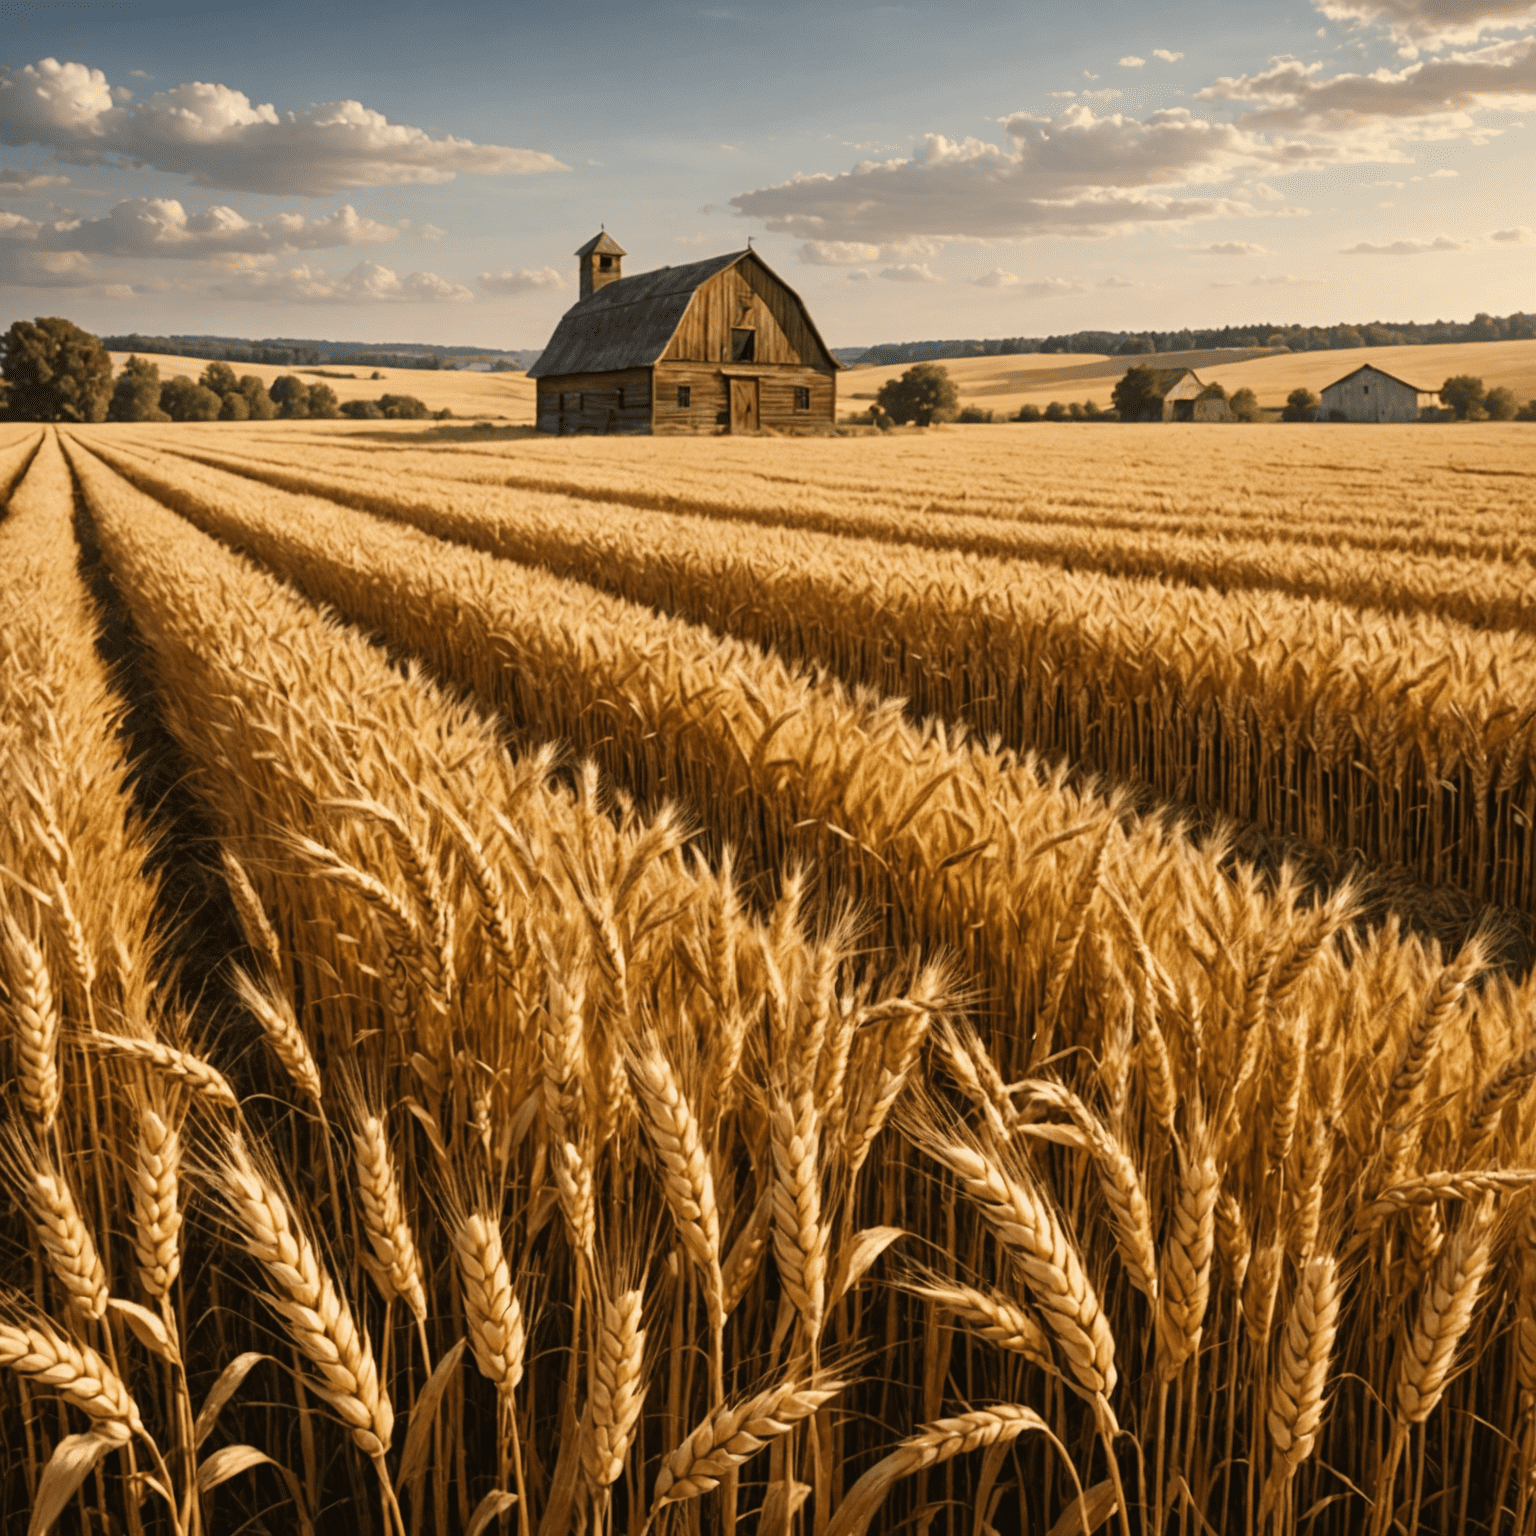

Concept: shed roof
[[1321, 362, 1435, 395], [575, 231, 626, 258], [530, 249, 839, 378]]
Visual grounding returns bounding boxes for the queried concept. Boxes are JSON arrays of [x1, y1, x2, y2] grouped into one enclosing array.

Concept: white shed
[[1319, 364, 1435, 423]]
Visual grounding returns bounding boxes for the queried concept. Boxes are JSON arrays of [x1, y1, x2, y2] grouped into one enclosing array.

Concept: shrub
[[956, 406, 994, 423], [340, 399, 383, 420], [875, 364, 959, 427], [1441, 375, 1486, 420], [1198, 382, 1228, 401], [269, 375, 311, 419], [1229, 387, 1261, 422], [1111, 365, 1164, 422], [1, 316, 113, 422], [239, 376, 277, 420], [107, 355, 171, 423], [1043, 400, 1068, 422], [1282, 387, 1319, 422], [219, 389, 251, 421], [1516, 398, 1536, 422], [306, 383, 341, 419], [1014, 403, 1043, 422], [434, 408, 454, 420], [378, 393, 430, 420], [1484, 386, 1518, 421], [1081, 399, 1103, 419], [159, 376, 222, 422]]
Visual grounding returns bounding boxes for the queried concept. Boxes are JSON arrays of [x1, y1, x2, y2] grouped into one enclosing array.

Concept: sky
[[0, 0, 1532, 349]]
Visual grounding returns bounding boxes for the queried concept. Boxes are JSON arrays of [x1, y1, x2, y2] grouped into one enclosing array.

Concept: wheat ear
[[927, 1139, 1117, 1399], [771, 1084, 829, 1341], [4, 918, 61, 1135], [1157, 1128, 1219, 1382], [131, 1104, 182, 1300], [652, 1378, 842, 1507], [452, 1209, 526, 1395], [1260, 1254, 1341, 1520], [0, 1316, 142, 1441], [352, 1114, 427, 1323], [30, 1165, 110, 1321], [234, 969, 324, 1108], [221, 1144, 394, 1457], [910, 1282, 1056, 1375], [81, 1034, 238, 1110], [582, 1285, 646, 1489], [222, 849, 283, 976]]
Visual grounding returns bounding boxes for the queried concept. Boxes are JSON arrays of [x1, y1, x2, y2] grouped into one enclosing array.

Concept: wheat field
[[3, 420, 1536, 1536]]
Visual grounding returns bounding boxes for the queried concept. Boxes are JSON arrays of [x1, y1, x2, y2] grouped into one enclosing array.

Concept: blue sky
[[1, 0, 1531, 347]]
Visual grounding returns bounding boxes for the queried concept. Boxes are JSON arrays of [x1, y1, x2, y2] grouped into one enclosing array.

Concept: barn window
[[617, 387, 625, 410], [578, 393, 585, 413], [599, 254, 613, 271], [731, 328, 756, 362], [716, 410, 730, 425], [677, 385, 692, 408], [794, 387, 811, 411]]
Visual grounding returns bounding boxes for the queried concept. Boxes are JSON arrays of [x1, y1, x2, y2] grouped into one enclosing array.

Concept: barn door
[[729, 377, 759, 434]]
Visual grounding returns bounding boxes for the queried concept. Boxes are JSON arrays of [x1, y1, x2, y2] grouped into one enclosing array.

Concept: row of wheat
[[174, 420, 1534, 570], [102, 432, 1536, 915], [3, 427, 1535, 1535], [140, 425, 1536, 633]]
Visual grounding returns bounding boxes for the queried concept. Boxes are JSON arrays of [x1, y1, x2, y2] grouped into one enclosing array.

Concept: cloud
[[847, 268, 872, 282], [1341, 233, 1464, 251], [1081, 89, 1124, 101], [0, 166, 70, 194], [1099, 274, 1137, 286], [0, 195, 400, 259], [1120, 56, 1147, 68], [478, 265, 567, 293], [1153, 49, 1186, 62], [1190, 239, 1268, 253], [731, 106, 1349, 245], [879, 261, 942, 282], [1311, 0, 1536, 52], [973, 267, 1019, 286], [216, 258, 474, 301], [0, 245, 103, 288], [0, 57, 567, 196], [1019, 276, 1087, 296], [1200, 37, 1536, 133], [1250, 271, 1325, 284], [1428, 165, 1460, 173], [1492, 223, 1532, 238], [798, 239, 882, 264], [1249, 181, 1286, 199], [419, 222, 444, 241]]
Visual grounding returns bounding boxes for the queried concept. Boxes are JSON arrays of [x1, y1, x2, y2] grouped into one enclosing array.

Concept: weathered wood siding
[[652, 361, 835, 435], [1320, 368, 1422, 423], [662, 265, 836, 373], [535, 368, 653, 435]]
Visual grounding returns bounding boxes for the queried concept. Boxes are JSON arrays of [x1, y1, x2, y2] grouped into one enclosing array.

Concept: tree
[[200, 361, 240, 399], [874, 364, 958, 427], [1044, 401, 1068, 421], [107, 355, 170, 422], [1485, 386, 1518, 421], [1118, 336, 1154, 355], [1441, 375, 1486, 420], [1111, 366, 1164, 423], [379, 393, 430, 420], [1198, 382, 1227, 401], [219, 390, 251, 421], [1, 317, 113, 422], [238, 376, 277, 420], [1229, 387, 1261, 423], [341, 399, 383, 419], [1015, 403, 1042, 422], [159, 376, 222, 422], [306, 383, 340, 419], [1282, 387, 1319, 422], [269, 375, 312, 418]]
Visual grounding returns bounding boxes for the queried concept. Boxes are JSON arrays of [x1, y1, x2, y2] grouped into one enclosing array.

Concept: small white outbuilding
[[1319, 363, 1436, 423]]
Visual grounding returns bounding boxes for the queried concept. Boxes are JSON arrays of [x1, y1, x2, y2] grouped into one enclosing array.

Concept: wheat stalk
[[352, 1113, 428, 1324], [234, 968, 324, 1108], [131, 1102, 182, 1301], [0, 1315, 143, 1442], [29, 1164, 110, 1321], [771, 1084, 829, 1341], [80, 1033, 238, 1110], [581, 1284, 646, 1489], [4, 917, 61, 1135], [1260, 1254, 1341, 1520], [452, 1208, 526, 1395]]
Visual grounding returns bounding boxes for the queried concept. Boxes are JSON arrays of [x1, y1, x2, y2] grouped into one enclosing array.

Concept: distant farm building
[[1134, 368, 1208, 421], [1319, 364, 1437, 423], [530, 233, 839, 435]]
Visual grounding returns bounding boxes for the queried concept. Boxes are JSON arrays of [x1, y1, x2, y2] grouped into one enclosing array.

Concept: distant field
[[108, 348, 539, 420], [844, 338, 1536, 415]]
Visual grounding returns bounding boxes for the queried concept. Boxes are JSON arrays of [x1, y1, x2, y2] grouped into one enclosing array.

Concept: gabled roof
[[529, 249, 839, 378], [575, 231, 626, 258], [1321, 362, 1434, 394]]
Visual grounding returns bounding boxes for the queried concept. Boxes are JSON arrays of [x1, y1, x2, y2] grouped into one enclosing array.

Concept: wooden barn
[[1319, 363, 1436, 423], [530, 233, 840, 435]]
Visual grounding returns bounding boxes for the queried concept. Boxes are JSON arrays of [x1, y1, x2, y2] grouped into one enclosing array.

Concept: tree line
[[0, 318, 442, 423]]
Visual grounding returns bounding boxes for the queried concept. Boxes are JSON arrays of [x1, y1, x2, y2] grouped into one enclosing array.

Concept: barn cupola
[[576, 230, 626, 300]]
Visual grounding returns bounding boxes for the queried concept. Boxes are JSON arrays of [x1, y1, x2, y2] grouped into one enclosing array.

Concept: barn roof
[[1321, 362, 1435, 394], [575, 231, 626, 258], [530, 249, 839, 378]]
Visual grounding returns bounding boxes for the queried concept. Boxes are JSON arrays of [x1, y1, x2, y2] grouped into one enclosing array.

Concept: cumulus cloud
[[1191, 239, 1268, 253], [973, 267, 1019, 286], [478, 265, 567, 293], [1341, 233, 1464, 251], [1200, 38, 1536, 133], [0, 166, 69, 194], [1120, 56, 1146, 68], [1492, 223, 1532, 238], [419, 223, 445, 240], [1018, 276, 1087, 296], [1153, 49, 1186, 62], [1099, 274, 1137, 286], [879, 262, 942, 282], [0, 244, 101, 287], [216, 258, 474, 301], [1312, 0, 1536, 52], [846, 268, 872, 282], [0, 196, 399, 259], [0, 57, 567, 195], [730, 106, 1352, 245], [1250, 271, 1325, 284], [797, 239, 882, 264]]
